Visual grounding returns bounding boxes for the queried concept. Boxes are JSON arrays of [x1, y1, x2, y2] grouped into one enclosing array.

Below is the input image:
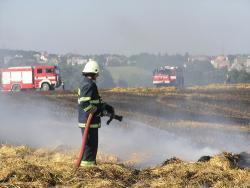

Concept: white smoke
[[0, 93, 79, 147], [100, 119, 249, 167], [0, 93, 249, 168]]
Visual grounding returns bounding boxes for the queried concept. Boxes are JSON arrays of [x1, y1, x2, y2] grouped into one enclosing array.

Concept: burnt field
[[0, 84, 250, 158], [0, 84, 250, 187], [43, 84, 250, 151], [104, 86, 250, 125], [41, 84, 250, 126]]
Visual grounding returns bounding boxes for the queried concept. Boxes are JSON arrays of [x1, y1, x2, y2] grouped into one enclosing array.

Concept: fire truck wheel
[[11, 84, 21, 92], [41, 83, 50, 91]]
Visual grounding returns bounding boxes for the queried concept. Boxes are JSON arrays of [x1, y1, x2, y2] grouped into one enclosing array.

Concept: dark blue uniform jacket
[[78, 77, 103, 128]]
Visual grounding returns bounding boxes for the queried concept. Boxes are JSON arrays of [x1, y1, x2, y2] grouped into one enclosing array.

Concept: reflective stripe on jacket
[[78, 77, 103, 128], [78, 123, 101, 128]]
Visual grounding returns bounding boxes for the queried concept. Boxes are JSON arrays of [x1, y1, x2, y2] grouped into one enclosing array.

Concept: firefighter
[[78, 59, 114, 166], [225, 72, 231, 84], [61, 81, 65, 90]]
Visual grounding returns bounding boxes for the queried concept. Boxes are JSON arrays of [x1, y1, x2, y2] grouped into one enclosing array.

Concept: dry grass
[[133, 153, 250, 188], [108, 84, 250, 95], [39, 83, 250, 98], [189, 83, 250, 90], [0, 145, 249, 187], [108, 87, 177, 95]]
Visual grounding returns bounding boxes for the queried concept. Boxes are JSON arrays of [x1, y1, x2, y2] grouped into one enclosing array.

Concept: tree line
[[1, 49, 250, 90]]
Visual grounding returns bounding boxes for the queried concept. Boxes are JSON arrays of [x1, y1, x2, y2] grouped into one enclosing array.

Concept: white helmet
[[82, 59, 100, 74]]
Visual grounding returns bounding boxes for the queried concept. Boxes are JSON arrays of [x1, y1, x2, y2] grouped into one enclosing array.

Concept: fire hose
[[75, 111, 94, 169], [75, 110, 123, 169]]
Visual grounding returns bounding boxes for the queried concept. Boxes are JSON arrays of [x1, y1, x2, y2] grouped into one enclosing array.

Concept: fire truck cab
[[153, 66, 184, 88], [0, 65, 61, 92]]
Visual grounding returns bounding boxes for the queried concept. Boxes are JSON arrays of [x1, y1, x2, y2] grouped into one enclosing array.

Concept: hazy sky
[[0, 0, 250, 55]]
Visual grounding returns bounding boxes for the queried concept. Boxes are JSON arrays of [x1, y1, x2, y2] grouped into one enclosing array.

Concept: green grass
[[106, 66, 153, 87]]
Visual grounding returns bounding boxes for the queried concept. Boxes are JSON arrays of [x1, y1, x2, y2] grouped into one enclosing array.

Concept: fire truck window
[[165, 69, 171, 75], [159, 69, 165, 74], [37, 69, 43, 74], [46, 68, 54, 73]]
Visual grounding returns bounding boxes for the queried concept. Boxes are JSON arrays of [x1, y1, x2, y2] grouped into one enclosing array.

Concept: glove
[[102, 103, 114, 116], [106, 104, 114, 114]]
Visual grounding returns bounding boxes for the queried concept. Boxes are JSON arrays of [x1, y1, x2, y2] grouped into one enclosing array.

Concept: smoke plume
[[0, 93, 249, 168]]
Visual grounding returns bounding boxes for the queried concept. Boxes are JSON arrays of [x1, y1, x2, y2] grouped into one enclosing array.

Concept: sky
[[0, 0, 250, 55]]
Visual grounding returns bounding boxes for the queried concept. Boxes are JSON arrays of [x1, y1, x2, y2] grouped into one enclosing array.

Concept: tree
[[237, 71, 250, 83], [228, 70, 250, 83], [184, 60, 215, 86], [58, 62, 82, 90]]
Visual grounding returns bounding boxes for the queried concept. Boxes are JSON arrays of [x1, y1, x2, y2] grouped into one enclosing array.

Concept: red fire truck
[[153, 66, 184, 88], [0, 65, 61, 92]]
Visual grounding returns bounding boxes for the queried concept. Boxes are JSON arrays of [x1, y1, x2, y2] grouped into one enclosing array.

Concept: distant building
[[245, 56, 250, 67], [230, 62, 244, 71], [230, 55, 250, 72], [233, 56, 248, 65], [40, 51, 48, 62], [105, 55, 128, 66], [211, 55, 230, 69], [188, 55, 211, 63], [14, 54, 23, 58], [66, 56, 88, 65]]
